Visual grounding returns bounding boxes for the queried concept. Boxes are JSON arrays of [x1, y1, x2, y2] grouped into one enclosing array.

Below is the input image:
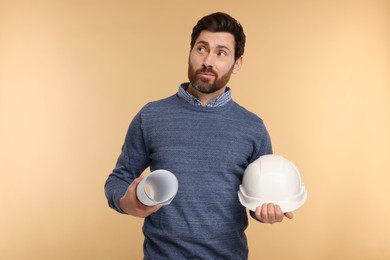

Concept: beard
[[188, 63, 234, 94]]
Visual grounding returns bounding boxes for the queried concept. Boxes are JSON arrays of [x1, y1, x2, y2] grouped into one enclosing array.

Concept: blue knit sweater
[[105, 93, 272, 259]]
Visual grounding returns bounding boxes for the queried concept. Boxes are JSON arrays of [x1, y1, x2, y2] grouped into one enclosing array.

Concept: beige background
[[1, 0, 389, 259]]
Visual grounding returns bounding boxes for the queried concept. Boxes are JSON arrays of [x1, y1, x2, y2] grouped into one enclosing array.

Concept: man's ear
[[232, 56, 243, 74]]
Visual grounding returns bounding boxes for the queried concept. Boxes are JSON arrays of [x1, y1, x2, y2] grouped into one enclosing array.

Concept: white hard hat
[[237, 154, 307, 212]]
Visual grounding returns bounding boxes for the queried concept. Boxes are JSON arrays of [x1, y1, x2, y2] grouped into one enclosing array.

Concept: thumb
[[284, 212, 294, 219], [130, 176, 144, 191], [133, 175, 144, 185]]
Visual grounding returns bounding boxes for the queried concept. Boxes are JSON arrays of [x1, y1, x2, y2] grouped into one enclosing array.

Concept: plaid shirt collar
[[177, 83, 232, 107]]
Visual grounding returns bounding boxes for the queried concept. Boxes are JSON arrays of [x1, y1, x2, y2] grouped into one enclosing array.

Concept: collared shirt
[[177, 83, 232, 107]]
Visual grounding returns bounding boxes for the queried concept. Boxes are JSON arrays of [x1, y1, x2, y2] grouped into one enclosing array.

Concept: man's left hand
[[255, 203, 294, 224]]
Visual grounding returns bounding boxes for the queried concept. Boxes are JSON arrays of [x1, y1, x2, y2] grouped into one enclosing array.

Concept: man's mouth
[[197, 69, 217, 78]]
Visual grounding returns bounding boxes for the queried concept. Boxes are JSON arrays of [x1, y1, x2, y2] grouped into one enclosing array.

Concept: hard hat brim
[[237, 184, 307, 213]]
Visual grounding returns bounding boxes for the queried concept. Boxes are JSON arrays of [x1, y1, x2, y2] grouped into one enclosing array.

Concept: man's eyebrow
[[195, 40, 210, 46], [195, 40, 231, 51]]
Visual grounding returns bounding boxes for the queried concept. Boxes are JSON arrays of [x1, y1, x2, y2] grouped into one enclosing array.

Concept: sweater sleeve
[[250, 121, 273, 163], [249, 121, 273, 221], [104, 110, 150, 214]]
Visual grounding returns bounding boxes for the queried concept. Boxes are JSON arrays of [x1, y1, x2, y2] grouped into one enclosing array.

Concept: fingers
[[273, 204, 285, 223], [255, 203, 293, 224], [145, 204, 163, 215], [120, 176, 163, 218], [136, 203, 162, 218], [128, 175, 144, 204]]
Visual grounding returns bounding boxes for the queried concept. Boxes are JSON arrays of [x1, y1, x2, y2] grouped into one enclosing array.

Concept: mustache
[[197, 66, 217, 75]]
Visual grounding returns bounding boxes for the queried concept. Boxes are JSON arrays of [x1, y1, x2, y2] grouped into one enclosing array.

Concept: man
[[105, 12, 293, 259]]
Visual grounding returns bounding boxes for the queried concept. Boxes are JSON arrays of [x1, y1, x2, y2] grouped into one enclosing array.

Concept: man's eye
[[198, 47, 206, 53], [218, 51, 227, 57]]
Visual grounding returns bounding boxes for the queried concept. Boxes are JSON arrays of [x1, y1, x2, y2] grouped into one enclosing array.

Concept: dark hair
[[190, 12, 246, 61]]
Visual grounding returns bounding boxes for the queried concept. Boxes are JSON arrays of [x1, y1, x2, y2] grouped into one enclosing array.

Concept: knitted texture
[[105, 93, 272, 259]]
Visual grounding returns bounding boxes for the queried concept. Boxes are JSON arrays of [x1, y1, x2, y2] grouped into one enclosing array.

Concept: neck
[[187, 84, 227, 107]]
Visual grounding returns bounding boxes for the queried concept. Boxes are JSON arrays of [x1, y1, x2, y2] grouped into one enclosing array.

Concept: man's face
[[188, 30, 242, 94]]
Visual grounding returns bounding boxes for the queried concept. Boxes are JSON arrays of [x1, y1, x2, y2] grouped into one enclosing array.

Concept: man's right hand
[[119, 176, 162, 218]]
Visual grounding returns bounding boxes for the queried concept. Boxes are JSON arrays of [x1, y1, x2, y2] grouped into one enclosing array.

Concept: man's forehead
[[195, 30, 235, 49]]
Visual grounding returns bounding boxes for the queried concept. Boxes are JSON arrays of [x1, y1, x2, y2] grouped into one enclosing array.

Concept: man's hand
[[255, 203, 294, 224], [119, 176, 162, 218]]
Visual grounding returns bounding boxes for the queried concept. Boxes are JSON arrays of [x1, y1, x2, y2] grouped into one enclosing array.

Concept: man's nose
[[203, 53, 214, 67]]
